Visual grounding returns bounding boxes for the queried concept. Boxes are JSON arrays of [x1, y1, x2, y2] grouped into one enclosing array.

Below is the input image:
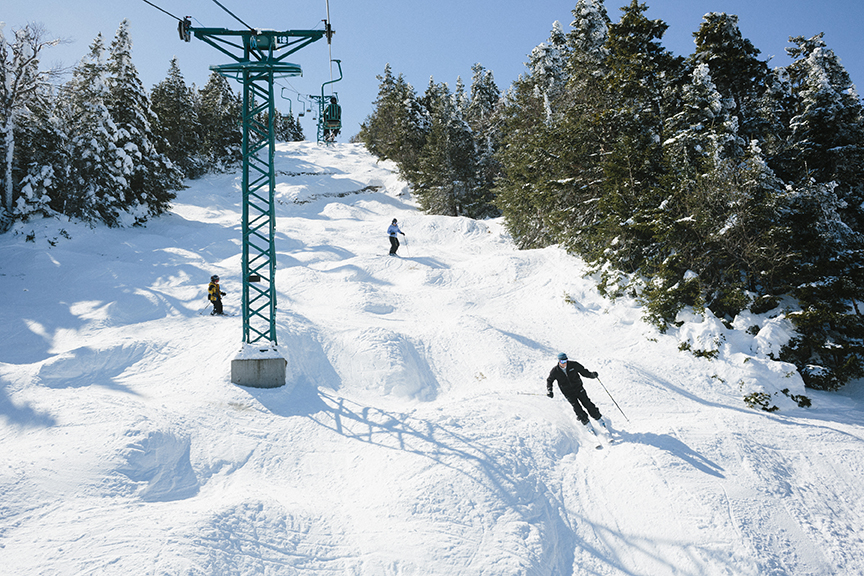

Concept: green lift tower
[[180, 17, 332, 386]]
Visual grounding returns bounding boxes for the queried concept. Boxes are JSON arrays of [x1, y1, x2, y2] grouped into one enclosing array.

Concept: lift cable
[[327, 0, 333, 83], [208, 0, 256, 32], [325, 0, 335, 88], [324, 0, 334, 45], [139, 0, 183, 21]]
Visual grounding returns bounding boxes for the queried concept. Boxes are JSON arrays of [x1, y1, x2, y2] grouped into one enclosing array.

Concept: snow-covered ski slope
[[1, 142, 863, 575]]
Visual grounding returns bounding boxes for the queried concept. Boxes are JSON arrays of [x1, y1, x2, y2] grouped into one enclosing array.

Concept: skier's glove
[[590, 371, 598, 378], [547, 391, 553, 398], [221, 291, 226, 296]]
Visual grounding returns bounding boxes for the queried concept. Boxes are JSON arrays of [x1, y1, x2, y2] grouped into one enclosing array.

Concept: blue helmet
[[557, 352, 567, 362]]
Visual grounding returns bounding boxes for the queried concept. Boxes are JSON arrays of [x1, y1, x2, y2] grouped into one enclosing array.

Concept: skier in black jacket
[[547, 352, 603, 426]]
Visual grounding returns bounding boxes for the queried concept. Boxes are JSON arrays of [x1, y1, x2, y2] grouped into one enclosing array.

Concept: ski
[[200, 306, 236, 317], [592, 418, 617, 446], [581, 423, 604, 450]]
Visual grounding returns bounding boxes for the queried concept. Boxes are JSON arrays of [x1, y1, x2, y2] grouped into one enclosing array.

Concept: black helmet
[[211, 275, 219, 282], [392, 218, 397, 224]]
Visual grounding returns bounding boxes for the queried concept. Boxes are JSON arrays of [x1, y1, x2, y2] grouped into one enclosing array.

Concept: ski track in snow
[[1, 142, 863, 575]]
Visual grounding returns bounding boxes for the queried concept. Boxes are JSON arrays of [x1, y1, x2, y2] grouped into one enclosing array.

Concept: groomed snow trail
[[1, 142, 863, 575]]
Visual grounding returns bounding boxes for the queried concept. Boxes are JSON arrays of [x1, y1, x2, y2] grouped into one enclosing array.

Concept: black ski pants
[[389, 236, 400, 254], [563, 387, 601, 424]]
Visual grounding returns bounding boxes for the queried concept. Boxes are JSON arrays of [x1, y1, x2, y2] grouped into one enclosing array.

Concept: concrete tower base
[[231, 346, 286, 388]]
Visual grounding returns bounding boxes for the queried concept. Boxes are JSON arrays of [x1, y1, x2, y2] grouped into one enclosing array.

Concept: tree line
[[0, 20, 303, 230], [358, 0, 864, 392]]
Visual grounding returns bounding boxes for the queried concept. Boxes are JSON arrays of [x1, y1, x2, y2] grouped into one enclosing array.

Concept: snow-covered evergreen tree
[[273, 108, 303, 142], [62, 33, 129, 225], [453, 76, 469, 119], [783, 33, 864, 226], [594, 0, 683, 272], [526, 21, 569, 120], [412, 80, 476, 216], [646, 139, 789, 324], [151, 57, 204, 178], [397, 81, 431, 176], [196, 71, 243, 167], [13, 84, 69, 219], [106, 20, 180, 223], [358, 64, 429, 176], [654, 64, 774, 321], [492, 1, 862, 391], [689, 13, 770, 144], [466, 63, 502, 218], [771, 33, 864, 390], [466, 63, 499, 131], [567, 0, 611, 68], [495, 1, 614, 251], [776, 176, 864, 390], [664, 63, 738, 168], [757, 68, 796, 167], [358, 64, 400, 159]]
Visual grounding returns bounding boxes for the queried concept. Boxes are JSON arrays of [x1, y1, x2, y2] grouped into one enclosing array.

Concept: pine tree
[[357, 64, 400, 159], [646, 140, 789, 325], [493, 79, 558, 248], [776, 33, 864, 390], [453, 76, 469, 118], [13, 85, 70, 219], [272, 108, 303, 142], [757, 69, 796, 168], [494, 4, 611, 250], [689, 13, 770, 144], [412, 80, 477, 216], [664, 64, 738, 171], [777, 177, 864, 390], [151, 57, 204, 178], [466, 63, 502, 218], [492, 1, 863, 390], [466, 64, 499, 131], [358, 64, 429, 176], [395, 80, 430, 177], [527, 21, 570, 114], [106, 19, 180, 222], [288, 112, 304, 141], [197, 71, 242, 167], [62, 33, 128, 225], [594, 0, 684, 273], [783, 33, 864, 228], [567, 0, 611, 65]]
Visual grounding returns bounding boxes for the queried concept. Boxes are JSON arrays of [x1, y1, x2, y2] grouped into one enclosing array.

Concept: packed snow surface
[[1, 142, 863, 575]]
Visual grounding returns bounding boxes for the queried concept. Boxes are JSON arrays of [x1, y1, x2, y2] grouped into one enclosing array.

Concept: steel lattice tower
[[184, 24, 327, 345]]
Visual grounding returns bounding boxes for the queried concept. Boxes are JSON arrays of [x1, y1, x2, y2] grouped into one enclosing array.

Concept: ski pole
[[597, 377, 630, 422], [402, 236, 410, 257]]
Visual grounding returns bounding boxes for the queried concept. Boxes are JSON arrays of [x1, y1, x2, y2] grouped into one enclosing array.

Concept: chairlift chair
[[317, 59, 343, 144]]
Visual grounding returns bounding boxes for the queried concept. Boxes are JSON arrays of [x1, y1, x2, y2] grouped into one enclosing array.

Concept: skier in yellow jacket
[[208, 275, 226, 315]]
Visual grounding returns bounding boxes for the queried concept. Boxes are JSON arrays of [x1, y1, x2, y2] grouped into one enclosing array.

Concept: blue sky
[[4, 0, 863, 141]]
